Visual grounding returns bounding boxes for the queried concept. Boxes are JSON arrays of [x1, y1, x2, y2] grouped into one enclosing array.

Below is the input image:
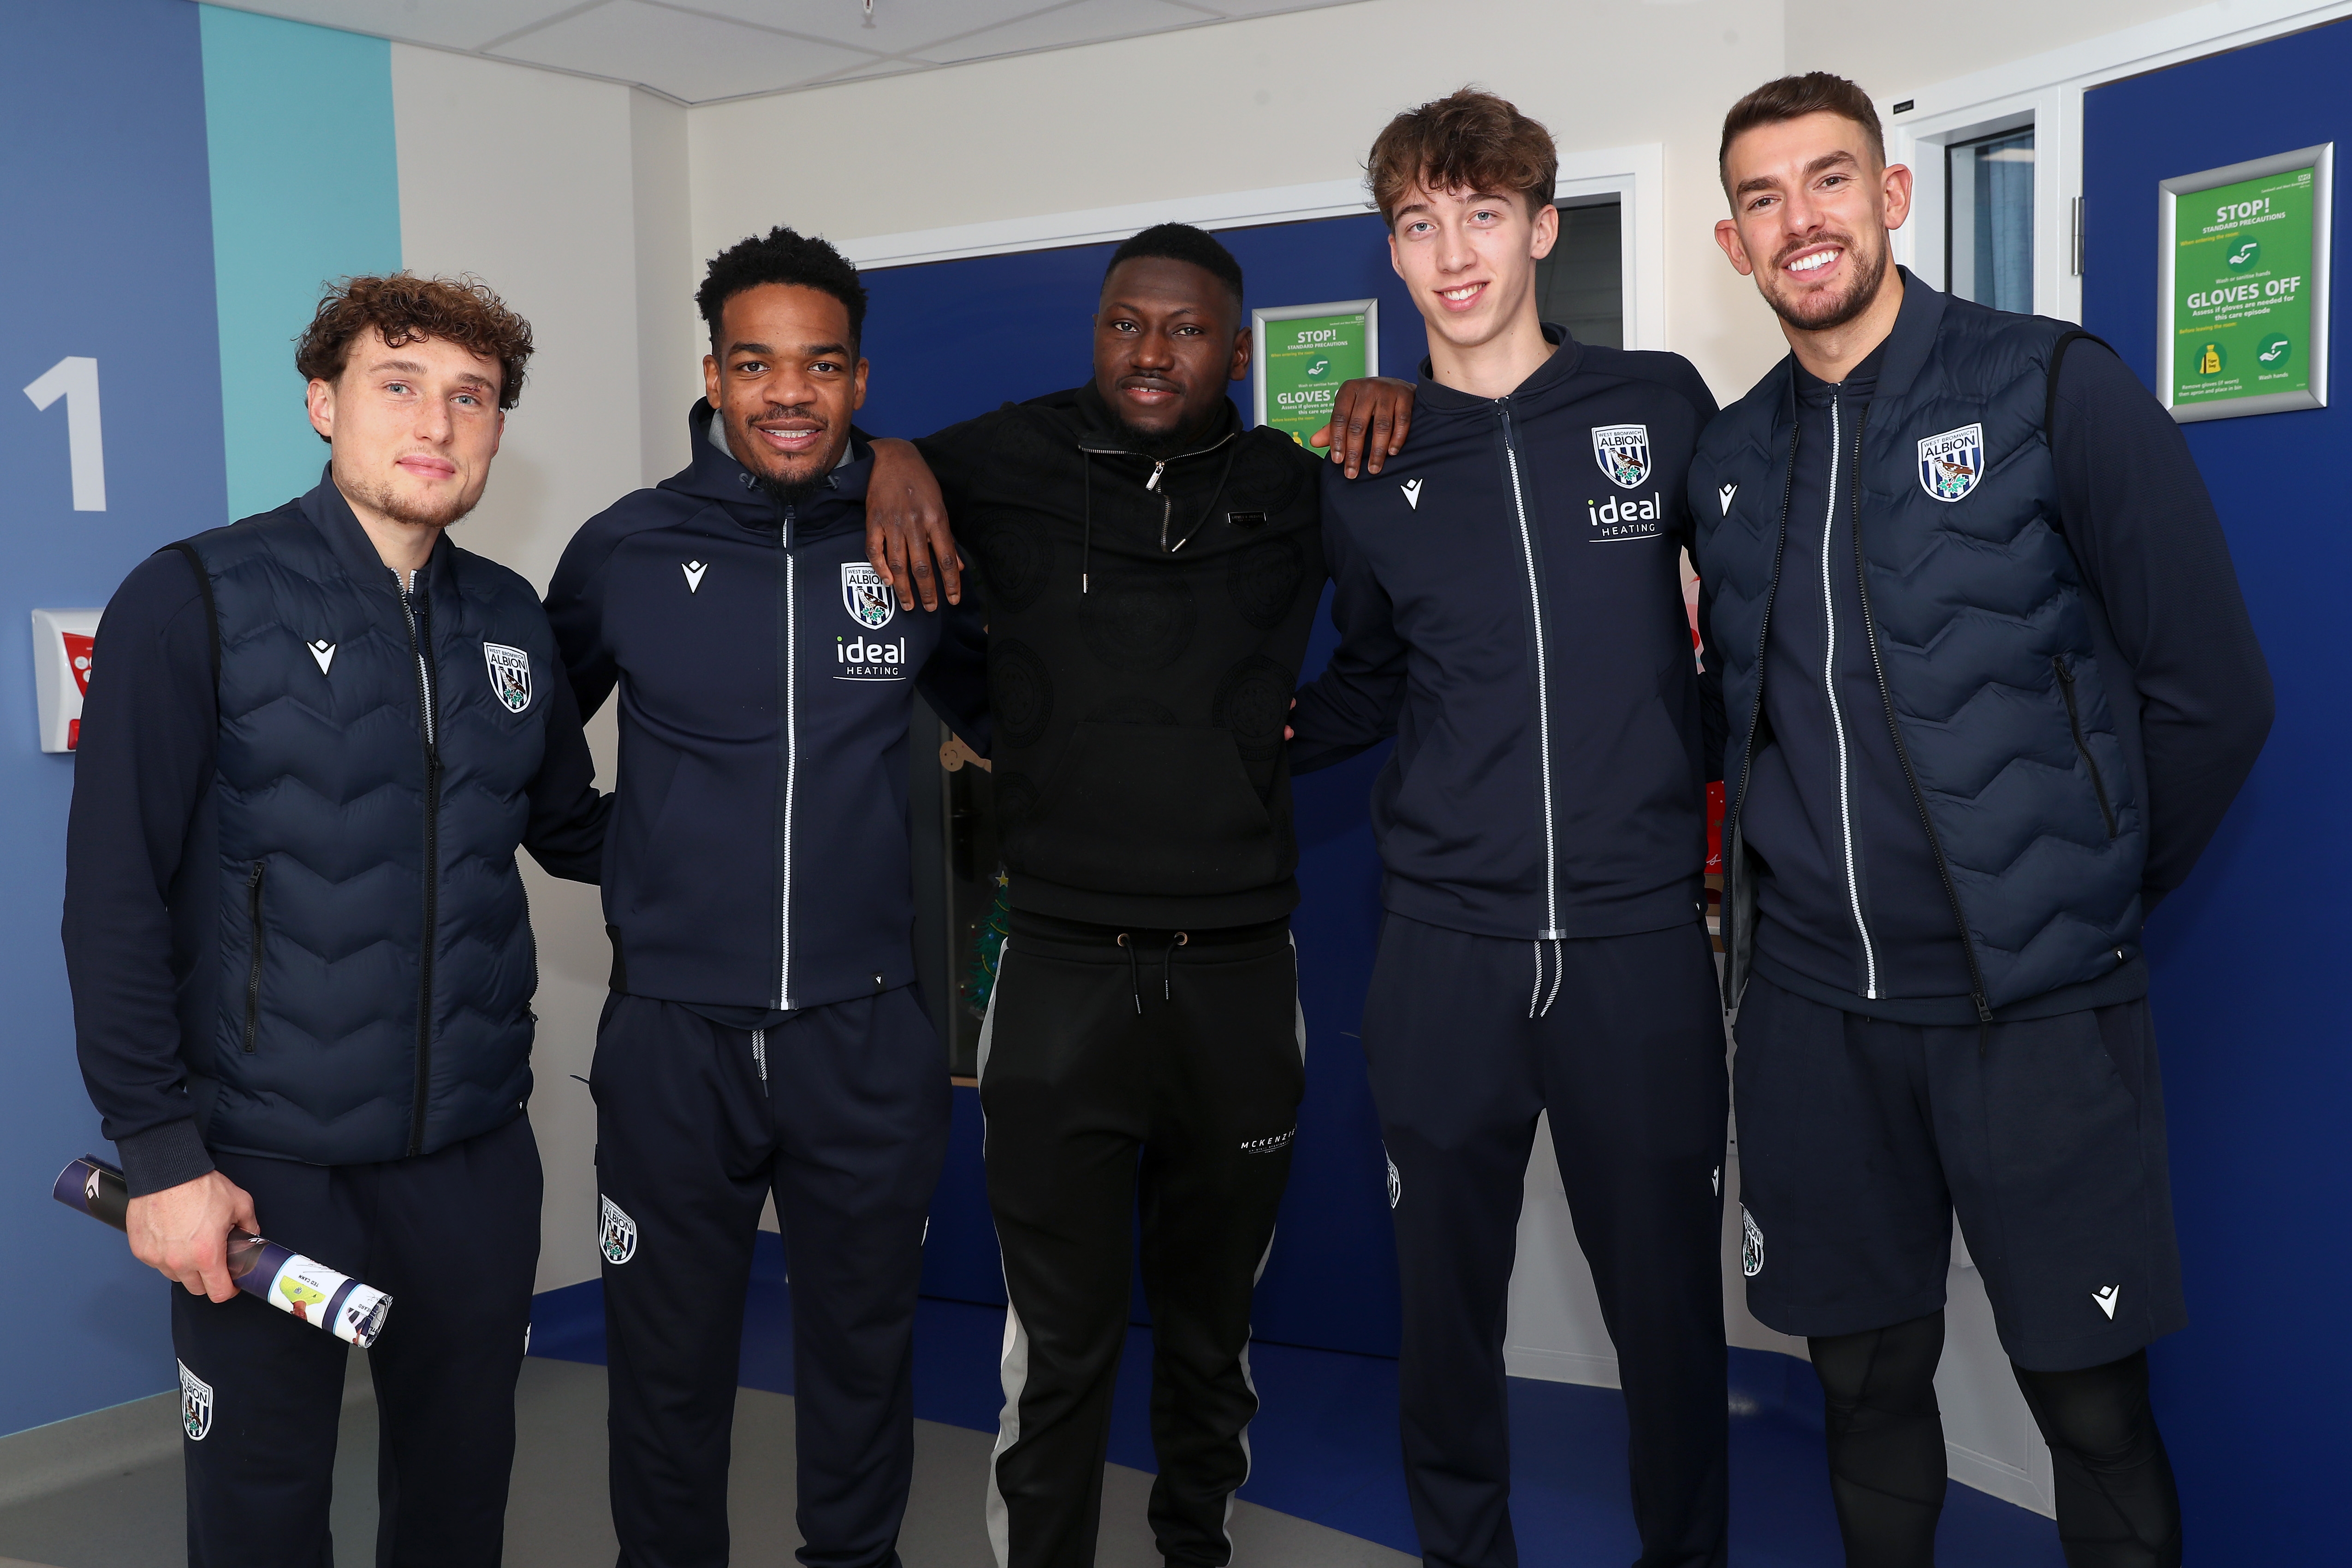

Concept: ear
[[1714, 217, 1755, 278], [305, 378, 336, 442], [852, 356, 870, 412], [702, 353, 721, 409], [1528, 200, 1560, 262], [1881, 162, 1915, 232], [488, 409, 505, 458], [1227, 322, 1253, 384]]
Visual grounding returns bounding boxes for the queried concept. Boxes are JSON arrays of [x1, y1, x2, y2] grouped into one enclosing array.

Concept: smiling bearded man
[[1694, 73, 2272, 1568]]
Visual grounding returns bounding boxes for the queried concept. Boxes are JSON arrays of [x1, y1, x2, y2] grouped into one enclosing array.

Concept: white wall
[[392, 46, 701, 1292]]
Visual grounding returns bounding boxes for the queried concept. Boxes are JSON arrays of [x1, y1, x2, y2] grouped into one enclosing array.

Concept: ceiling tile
[[674, 0, 1058, 53], [489, 0, 886, 100], [915, 0, 1210, 65], [206, 2, 584, 53]]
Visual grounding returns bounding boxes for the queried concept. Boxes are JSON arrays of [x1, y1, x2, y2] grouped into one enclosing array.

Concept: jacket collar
[[1761, 268, 1945, 432], [297, 467, 457, 595], [671, 399, 872, 537], [1413, 323, 1585, 413], [1872, 267, 1948, 404], [1069, 380, 1241, 464]]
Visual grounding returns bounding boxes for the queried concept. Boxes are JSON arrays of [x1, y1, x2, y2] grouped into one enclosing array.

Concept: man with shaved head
[[1696, 72, 2270, 1568]]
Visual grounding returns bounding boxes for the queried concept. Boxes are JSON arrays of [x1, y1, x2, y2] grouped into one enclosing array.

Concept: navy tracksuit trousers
[[591, 989, 950, 1568], [172, 1114, 543, 1568], [1364, 914, 1730, 1568]]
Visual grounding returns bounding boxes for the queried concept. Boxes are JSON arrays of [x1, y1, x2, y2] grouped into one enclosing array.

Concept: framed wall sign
[[1251, 299, 1378, 447], [2157, 142, 2332, 421]]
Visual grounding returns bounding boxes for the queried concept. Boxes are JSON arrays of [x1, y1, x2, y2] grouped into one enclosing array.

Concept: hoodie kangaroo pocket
[[1017, 722, 1278, 897]]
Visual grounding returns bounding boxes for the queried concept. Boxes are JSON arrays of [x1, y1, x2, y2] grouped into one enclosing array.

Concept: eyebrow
[[365, 357, 496, 392], [1101, 300, 1203, 318], [727, 340, 851, 358], [1735, 150, 1859, 197]]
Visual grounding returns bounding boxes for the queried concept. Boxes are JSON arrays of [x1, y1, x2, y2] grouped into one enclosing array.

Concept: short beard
[[1764, 232, 1889, 334], [756, 471, 826, 511], [343, 474, 476, 532], [1112, 406, 1222, 461]]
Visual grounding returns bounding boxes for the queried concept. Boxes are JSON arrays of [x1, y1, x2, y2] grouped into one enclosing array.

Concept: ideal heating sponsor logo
[[1586, 491, 1664, 541], [837, 634, 908, 682]]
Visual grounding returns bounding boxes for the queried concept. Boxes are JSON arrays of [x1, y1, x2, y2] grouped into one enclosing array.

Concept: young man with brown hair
[[1697, 73, 2271, 1568], [64, 274, 606, 1565], [1287, 89, 1732, 1568]]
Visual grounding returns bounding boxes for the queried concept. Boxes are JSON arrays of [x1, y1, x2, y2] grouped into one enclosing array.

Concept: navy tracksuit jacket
[[1290, 330, 1731, 1568], [546, 403, 987, 1568]]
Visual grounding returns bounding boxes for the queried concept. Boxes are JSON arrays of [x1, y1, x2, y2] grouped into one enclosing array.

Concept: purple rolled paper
[[53, 1155, 392, 1347]]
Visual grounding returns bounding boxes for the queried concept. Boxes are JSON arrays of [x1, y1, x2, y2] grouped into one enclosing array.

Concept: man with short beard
[[64, 274, 606, 1566], [1695, 74, 2271, 1567], [860, 222, 1414, 1568], [545, 227, 987, 1568]]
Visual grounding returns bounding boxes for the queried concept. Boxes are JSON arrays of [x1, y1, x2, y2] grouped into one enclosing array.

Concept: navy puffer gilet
[[1692, 274, 2145, 1013], [181, 484, 556, 1164]]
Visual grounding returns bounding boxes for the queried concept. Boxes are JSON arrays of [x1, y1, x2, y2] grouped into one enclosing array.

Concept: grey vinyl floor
[[0, 1355, 1413, 1568]]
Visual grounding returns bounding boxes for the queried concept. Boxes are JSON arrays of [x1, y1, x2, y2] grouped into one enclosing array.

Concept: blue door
[[2081, 22, 2350, 1562]]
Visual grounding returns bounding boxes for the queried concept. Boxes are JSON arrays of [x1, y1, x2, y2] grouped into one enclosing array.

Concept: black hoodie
[[916, 383, 1323, 929]]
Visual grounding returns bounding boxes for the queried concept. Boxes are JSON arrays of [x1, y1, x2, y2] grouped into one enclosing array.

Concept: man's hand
[[127, 1170, 258, 1303], [866, 437, 961, 611], [1310, 376, 1417, 478]]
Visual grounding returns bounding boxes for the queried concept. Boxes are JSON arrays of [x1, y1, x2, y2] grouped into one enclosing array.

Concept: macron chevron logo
[[2092, 1284, 2120, 1320], [682, 561, 708, 593], [1718, 483, 1738, 516], [1400, 478, 1423, 510], [307, 640, 336, 675]]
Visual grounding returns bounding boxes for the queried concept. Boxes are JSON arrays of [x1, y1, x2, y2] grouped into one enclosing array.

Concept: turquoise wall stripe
[[200, 5, 400, 521]]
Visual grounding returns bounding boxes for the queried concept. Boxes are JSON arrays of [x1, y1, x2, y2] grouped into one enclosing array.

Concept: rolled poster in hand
[[53, 1155, 392, 1348]]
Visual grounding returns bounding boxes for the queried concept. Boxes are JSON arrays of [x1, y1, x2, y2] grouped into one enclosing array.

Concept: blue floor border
[[530, 1237, 2062, 1564]]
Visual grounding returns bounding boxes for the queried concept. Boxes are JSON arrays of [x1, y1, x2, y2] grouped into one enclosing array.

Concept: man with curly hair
[[64, 273, 607, 1565], [546, 226, 988, 1568]]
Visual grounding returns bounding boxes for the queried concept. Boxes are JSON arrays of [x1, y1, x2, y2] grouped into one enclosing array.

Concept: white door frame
[[1884, 0, 2352, 324], [836, 144, 1669, 352]]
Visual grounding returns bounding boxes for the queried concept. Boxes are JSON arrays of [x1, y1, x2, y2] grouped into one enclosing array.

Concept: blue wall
[[201, 5, 402, 519], [0, 0, 229, 1437], [862, 214, 1425, 1355], [0, 0, 406, 1439], [2082, 20, 2350, 1560]]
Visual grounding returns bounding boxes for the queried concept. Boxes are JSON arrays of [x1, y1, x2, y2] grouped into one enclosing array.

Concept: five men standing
[[59, 60, 2271, 1568]]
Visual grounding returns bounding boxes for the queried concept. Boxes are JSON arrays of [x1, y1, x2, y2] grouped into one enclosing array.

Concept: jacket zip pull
[[242, 861, 267, 1052], [1145, 459, 1168, 492], [396, 572, 443, 1157], [1842, 403, 1999, 1021], [2051, 657, 2120, 837], [775, 506, 798, 1012], [1496, 399, 1562, 948]]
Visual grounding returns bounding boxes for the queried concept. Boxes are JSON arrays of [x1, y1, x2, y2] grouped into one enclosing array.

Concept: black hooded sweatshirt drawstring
[[1078, 436, 1241, 592]]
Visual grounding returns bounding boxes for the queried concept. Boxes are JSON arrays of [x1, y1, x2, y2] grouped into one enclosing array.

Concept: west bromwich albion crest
[[599, 1194, 637, 1265], [483, 642, 533, 713], [1592, 424, 1652, 490], [842, 562, 896, 630], [178, 1360, 213, 1441], [1918, 423, 1984, 503]]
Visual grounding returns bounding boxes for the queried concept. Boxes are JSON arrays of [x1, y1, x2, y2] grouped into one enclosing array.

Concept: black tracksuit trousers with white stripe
[[979, 910, 1305, 1568], [1366, 913, 1731, 1568], [592, 990, 949, 1568]]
